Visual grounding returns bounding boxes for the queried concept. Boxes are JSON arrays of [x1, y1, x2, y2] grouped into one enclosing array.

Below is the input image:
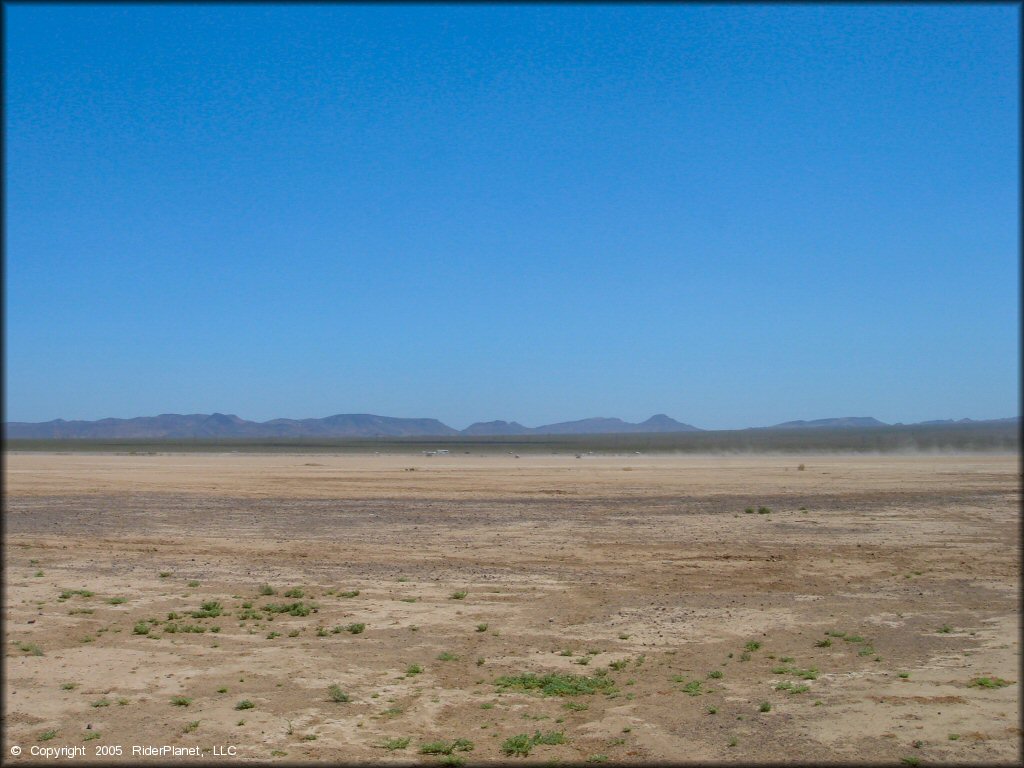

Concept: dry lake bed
[[3, 452, 1020, 763]]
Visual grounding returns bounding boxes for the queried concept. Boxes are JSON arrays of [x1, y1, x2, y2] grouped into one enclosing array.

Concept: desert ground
[[3, 451, 1020, 764]]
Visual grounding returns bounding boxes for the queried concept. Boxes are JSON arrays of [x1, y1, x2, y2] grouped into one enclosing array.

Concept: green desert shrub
[[494, 673, 615, 697], [328, 684, 349, 703]]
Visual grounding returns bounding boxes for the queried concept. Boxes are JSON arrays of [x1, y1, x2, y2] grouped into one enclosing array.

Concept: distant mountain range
[[765, 416, 1019, 430], [3, 413, 458, 439], [3, 413, 1017, 439], [463, 414, 702, 436], [3, 412, 700, 439], [768, 417, 887, 429]]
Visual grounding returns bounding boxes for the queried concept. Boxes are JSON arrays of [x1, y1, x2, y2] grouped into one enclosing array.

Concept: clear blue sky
[[5, 4, 1019, 429]]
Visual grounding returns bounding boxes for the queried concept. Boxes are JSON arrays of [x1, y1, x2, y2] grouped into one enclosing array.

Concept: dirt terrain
[[3, 452, 1020, 763]]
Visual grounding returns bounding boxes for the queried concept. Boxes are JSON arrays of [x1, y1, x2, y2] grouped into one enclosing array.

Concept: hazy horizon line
[[4, 410, 1019, 434]]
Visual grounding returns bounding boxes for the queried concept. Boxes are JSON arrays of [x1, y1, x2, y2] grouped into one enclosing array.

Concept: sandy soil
[[3, 452, 1020, 763]]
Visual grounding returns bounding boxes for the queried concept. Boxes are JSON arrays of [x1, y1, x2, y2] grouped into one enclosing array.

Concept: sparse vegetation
[[476, 623, 488, 632], [340, 590, 360, 598], [59, 589, 94, 601], [346, 623, 366, 634], [438, 651, 459, 661], [776, 681, 810, 693], [772, 665, 818, 680], [263, 602, 313, 616], [759, 701, 771, 712], [969, 676, 1011, 688], [191, 600, 223, 618], [382, 737, 411, 751], [494, 672, 615, 697], [406, 664, 423, 676], [534, 731, 566, 745], [258, 584, 275, 595], [451, 590, 467, 600], [328, 684, 350, 703], [164, 623, 207, 634], [420, 738, 474, 755], [500, 731, 564, 757], [171, 697, 191, 707], [38, 729, 58, 741], [680, 680, 704, 696], [499, 733, 534, 757], [235, 700, 254, 710]]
